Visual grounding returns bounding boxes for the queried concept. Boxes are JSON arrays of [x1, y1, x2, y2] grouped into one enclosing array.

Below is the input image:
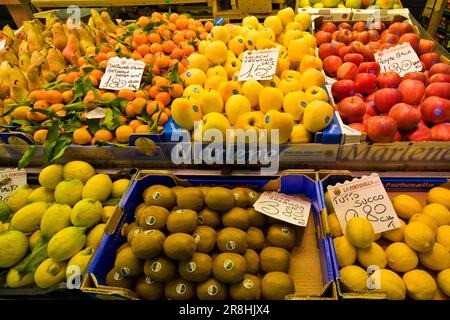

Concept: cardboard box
[[82, 170, 337, 300], [300, 8, 352, 22], [319, 171, 450, 300]]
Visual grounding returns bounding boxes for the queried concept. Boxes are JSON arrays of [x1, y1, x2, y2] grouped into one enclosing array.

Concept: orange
[[118, 89, 135, 101], [131, 97, 148, 115], [115, 125, 134, 143], [135, 124, 150, 134], [163, 108, 171, 117], [134, 32, 148, 46], [172, 33, 185, 45], [62, 90, 74, 103], [155, 91, 171, 107], [162, 41, 176, 54], [155, 53, 170, 69], [73, 128, 92, 145], [146, 100, 164, 115], [137, 16, 150, 27], [175, 18, 189, 30], [94, 129, 113, 142], [154, 77, 171, 89], [184, 30, 196, 40], [147, 33, 161, 44], [45, 90, 64, 104], [171, 47, 184, 59], [94, 52, 108, 63], [169, 13, 179, 23], [150, 43, 163, 54], [152, 111, 169, 125], [135, 90, 147, 99], [125, 102, 138, 117], [129, 119, 144, 132], [33, 129, 48, 144], [148, 85, 160, 99], [131, 51, 143, 61], [33, 100, 50, 109], [169, 84, 183, 98], [49, 103, 64, 112], [11, 106, 31, 120], [101, 92, 117, 101], [137, 44, 151, 56], [182, 45, 195, 56]]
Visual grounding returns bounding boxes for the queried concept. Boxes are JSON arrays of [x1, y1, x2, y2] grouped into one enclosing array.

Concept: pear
[[26, 63, 43, 92], [51, 22, 67, 51], [0, 48, 19, 65], [19, 52, 31, 71], [47, 48, 66, 75], [0, 61, 12, 99], [90, 10, 106, 30], [79, 25, 95, 55], [9, 66, 28, 101], [62, 33, 81, 65], [23, 21, 44, 53], [101, 11, 117, 33]]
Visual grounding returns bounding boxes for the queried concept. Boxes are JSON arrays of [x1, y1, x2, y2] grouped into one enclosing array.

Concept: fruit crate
[[319, 171, 450, 300], [81, 170, 337, 300]]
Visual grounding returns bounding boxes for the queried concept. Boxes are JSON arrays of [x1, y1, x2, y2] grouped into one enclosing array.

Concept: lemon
[[10, 202, 50, 233], [325, 191, 333, 212], [436, 225, 450, 251], [427, 187, 450, 210], [403, 269, 437, 300], [419, 243, 450, 271], [82, 174, 113, 202], [48, 226, 86, 261], [357, 242, 387, 269], [340, 265, 367, 291], [437, 268, 450, 297], [62, 160, 95, 184], [102, 205, 115, 223], [38, 164, 63, 190], [369, 269, 406, 300], [27, 186, 55, 203], [346, 217, 374, 249], [422, 203, 450, 226], [409, 213, 438, 233], [404, 221, 435, 252], [385, 242, 418, 273], [328, 213, 342, 237], [382, 219, 406, 242], [86, 223, 106, 250], [374, 233, 381, 241], [333, 236, 356, 267], [34, 258, 67, 289], [392, 194, 422, 219], [112, 179, 130, 199], [71, 198, 103, 228], [40, 203, 72, 238], [0, 228, 28, 268], [7, 185, 33, 212], [54, 178, 84, 207]]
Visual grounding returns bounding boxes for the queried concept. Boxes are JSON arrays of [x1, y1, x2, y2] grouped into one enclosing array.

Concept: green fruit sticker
[[193, 233, 201, 243], [197, 216, 205, 224], [243, 279, 254, 289], [120, 267, 131, 276], [176, 283, 186, 295], [144, 230, 155, 236], [226, 241, 236, 251], [224, 259, 234, 270], [151, 262, 162, 273], [146, 216, 156, 226], [177, 209, 185, 213], [282, 227, 290, 235], [186, 262, 197, 273], [134, 229, 143, 236], [234, 193, 240, 201], [152, 192, 161, 200], [208, 285, 218, 296], [249, 191, 257, 199], [145, 277, 154, 285], [114, 272, 124, 281]]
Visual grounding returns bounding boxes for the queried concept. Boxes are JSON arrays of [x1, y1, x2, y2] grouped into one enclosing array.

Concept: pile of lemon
[[327, 187, 450, 300]]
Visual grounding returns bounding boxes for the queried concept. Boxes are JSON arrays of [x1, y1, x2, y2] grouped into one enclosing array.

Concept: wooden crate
[[212, 0, 298, 19]]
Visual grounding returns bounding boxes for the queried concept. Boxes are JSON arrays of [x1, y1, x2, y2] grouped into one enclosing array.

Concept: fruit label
[[0, 168, 27, 202], [120, 267, 131, 276], [0, 40, 5, 50], [99, 57, 145, 91], [375, 43, 422, 77], [86, 107, 105, 119], [238, 48, 279, 81], [224, 260, 234, 270], [145, 276, 154, 285], [197, 216, 205, 224], [207, 285, 218, 296], [176, 283, 186, 295], [186, 262, 196, 273], [253, 191, 311, 227], [152, 191, 161, 200], [193, 233, 201, 243], [243, 279, 254, 289], [327, 173, 401, 233], [151, 262, 161, 272], [226, 241, 236, 251], [146, 216, 156, 226], [114, 272, 124, 281]]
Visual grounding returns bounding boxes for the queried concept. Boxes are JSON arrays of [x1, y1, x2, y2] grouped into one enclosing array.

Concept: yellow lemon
[[346, 217, 375, 249], [340, 265, 368, 291], [437, 268, 450, 297], [404, 221, 435, 252], [422, 203, 450, 226], [419, 243, 450, 271], [403, 269, 437, 300], [382, 219, 406, 242], [328, 213, 342, 237], [368, 269, 406, 300], [427, 187, 450, 209], [409, 213, 438, 233], [333, 236, 356, 267], [385, 242, 418, 273], [392, 194, 422, 219], [357, 242, 387, 269], [436, 225, 450, 251]]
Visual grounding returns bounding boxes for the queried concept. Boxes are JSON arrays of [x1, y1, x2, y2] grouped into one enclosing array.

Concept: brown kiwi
[[176, 187, 204, 211], [212, 252, 246, 284], [222, 207, 250, 230], [197, 208, 221, 228], [134, 203, 148, 222], [244, 249, 260, 275], [245, 188, 260, 205], [178, 252, 212, 282], [163, 233, 197, 260], [165, 278, 195, 300], [260, 247, 291, 273], [131, 229, 166, 259], [229, 274, 261, 300], [205, 187, 235, 212], [105, 266, 135, 290], [216, 227, 248, 254], [139, 206, 170, 230], [114, 246, 143, 277], [126, 224, 144, 245], [192, 225, 217, 253], [261, 271, 295, 300], [135, 275, 164, 300], [166, 209, 198, 233], [143, 185, 176, 209], [143, 256, 176, 282], [246, 227, 265, 251], [267, 224, 296, 250], [198, 186, 211, 197], [196, 278, 228, 300], [171, 186, 185, 196], [247, 208, 266, 228], [232, 187, 250, 208]]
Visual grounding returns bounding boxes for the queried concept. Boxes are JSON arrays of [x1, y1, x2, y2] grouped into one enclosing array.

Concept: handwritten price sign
[[375, 43, 422, 77], [0, 169, 27, 202], [238, 48, 279, 81], [327, 173, 401, 234], [253, 191, 311, 227], [100, 57, 145, 91]]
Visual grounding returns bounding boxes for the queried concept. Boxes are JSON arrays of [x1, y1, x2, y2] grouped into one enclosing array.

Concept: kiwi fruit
[[244, 249, 260, 275], [165, 278, 195, 300], [196, 278, 228, 300], [217, 227, 247, 254], [260, 247, 291, 273], [131, 229, 166, 259], [143, 185, 176, 209], [267, 224, 296, 250], [247, 208, 266, 228], [192, 225, 217, 253], [114, 246, 143, 276], [176, 187, 204, 211], [135, 275, 164, 300], [125, 224, 144, 245], [205, 187, 235, 212], [197, 208, 221, 228], [166, 209, 198, 233], [116, 243, 130, 255], [246, 227, 265, 251], [171, 186, 185, 196], [163, 233, 197, 260], [261, 271, 295, 300], [143, 256, 176, 282], [199, 186, 211, 197], [139, 206, 170, 230], [232, 187, 250, 208], [134, 203, 148, 222], [212, 252, 246, 284], [106, 267, 135, 290], [222, 207, 250, 230], [245, 188, 260, 205], [229, 274, 261, 300], [178, 252, 212, 282]]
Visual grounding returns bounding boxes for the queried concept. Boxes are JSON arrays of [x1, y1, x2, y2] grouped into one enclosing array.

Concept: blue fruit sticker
[[186, 71, 191, 77], [238, 38, 243, 43], [232, 89, 238, 95], [325, 115, 330, 124], [193, 105, 199, 112], [435, 108, 442, 116], [301, 101, 307, 107], [248, 40, 253, 45], [265, 115, 270, 124]]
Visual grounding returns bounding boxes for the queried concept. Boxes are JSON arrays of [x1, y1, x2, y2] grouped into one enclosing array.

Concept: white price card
[[238, 48, 279, 81], [374, 43, 422, 77], [100, 57, 145, 91], [327, 173, 401, 234], [0, 39, 5, 50], [86, 107, 106, 119], [0, 169, 27, 202], [253, 191, 311, 227]]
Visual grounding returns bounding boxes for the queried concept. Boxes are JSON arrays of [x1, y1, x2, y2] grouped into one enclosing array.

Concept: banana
[[90, 9, 106, 30]]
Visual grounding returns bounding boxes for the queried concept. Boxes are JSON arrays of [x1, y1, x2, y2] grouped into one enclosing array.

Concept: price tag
[[99, 57, 145, 91], [238, 48, 279, 81], [327, 173, 401, 234], [0, 39, 5, 50], [253, 191, 311, 227], [375, 43, 422, 77], [0, 169, 27, 202], [86, 107, 106, 119]]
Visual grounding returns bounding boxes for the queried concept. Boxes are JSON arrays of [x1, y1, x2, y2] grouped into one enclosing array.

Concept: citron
[[0, 227, 28, 268], [54, 178, 84, 207], [345, 217, 374, 249], [382, 219, 406, 242], [385, 242, 418, 273], [38, 164, 63, 190], [403, 269, 437, 300], [409, 213, 438, 233], [34, 258, 67, 289], [357, 242, 387, 269], [27, 187, 55, 203], [437, 268, 450, 297], [71, 198, 103, 228], [82, 174, 113, 202], [392, 194, 422, 219], [422, 203, 450, 226], [10, 201, 50, 233], [427, 187, 450, 210], [62, 161, 95, 184], [112, 179, 129, 199], [368, 269, 406, 300], [0, 200, 11, 222], [40, 203, 72, 238], [87, 223, 106, 250], [436, 225, 450, 251], [66, 247, 94, 278], [340, 265, 367, 291], [48, 226, 86, 261], [7, 185, 33, 212], [333, 236, 356, 267], [328, 213, 342, 237], [419, 243, 450, 271], [404, 221, 435, 252], [102, 205, 115, 222]]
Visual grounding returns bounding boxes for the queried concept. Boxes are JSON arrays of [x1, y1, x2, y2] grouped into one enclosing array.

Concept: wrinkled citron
[[62, 160, 95, 184], [34, 258, 67, 289], [357, 242, 387, 269], [382, 219, 406, 242], [403, 269, 437, 300], [82, 174, 113, 202], [66, 247, 94, 278], [333, 236, 356, 267], [7, 185, 33, 212], [0, 199, 11, 222], [340, 265, 367, 291], [6, 268, 34, 288], [10, 201, 50, 233], [369, 269, 406, 300], [87, 223, 106, 250], [392, 194, 422, 219], [48, 226, 86, 261], [29, 230, 43, 251], [419, 243, 450, 271], [111, 179, 130, 199], [54, 178, 84, 207], [27, 187, 55, 204], [0, 225, 28, 268], [437, 269, 450, 297], [102, 205, 115, 223], [436, 225, 450, 251], [346, 217, 374, 249], [40, 203, 72, 238], [409, 213, 438, 233], [38, 164, 63, 190], [422, 203, 450, 226], [427, 187, 450, 210], [404, 221, 435, 252], [71, 198, 103, 228], [328, 213, 342, 237], [385, 242, 418, 273]]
